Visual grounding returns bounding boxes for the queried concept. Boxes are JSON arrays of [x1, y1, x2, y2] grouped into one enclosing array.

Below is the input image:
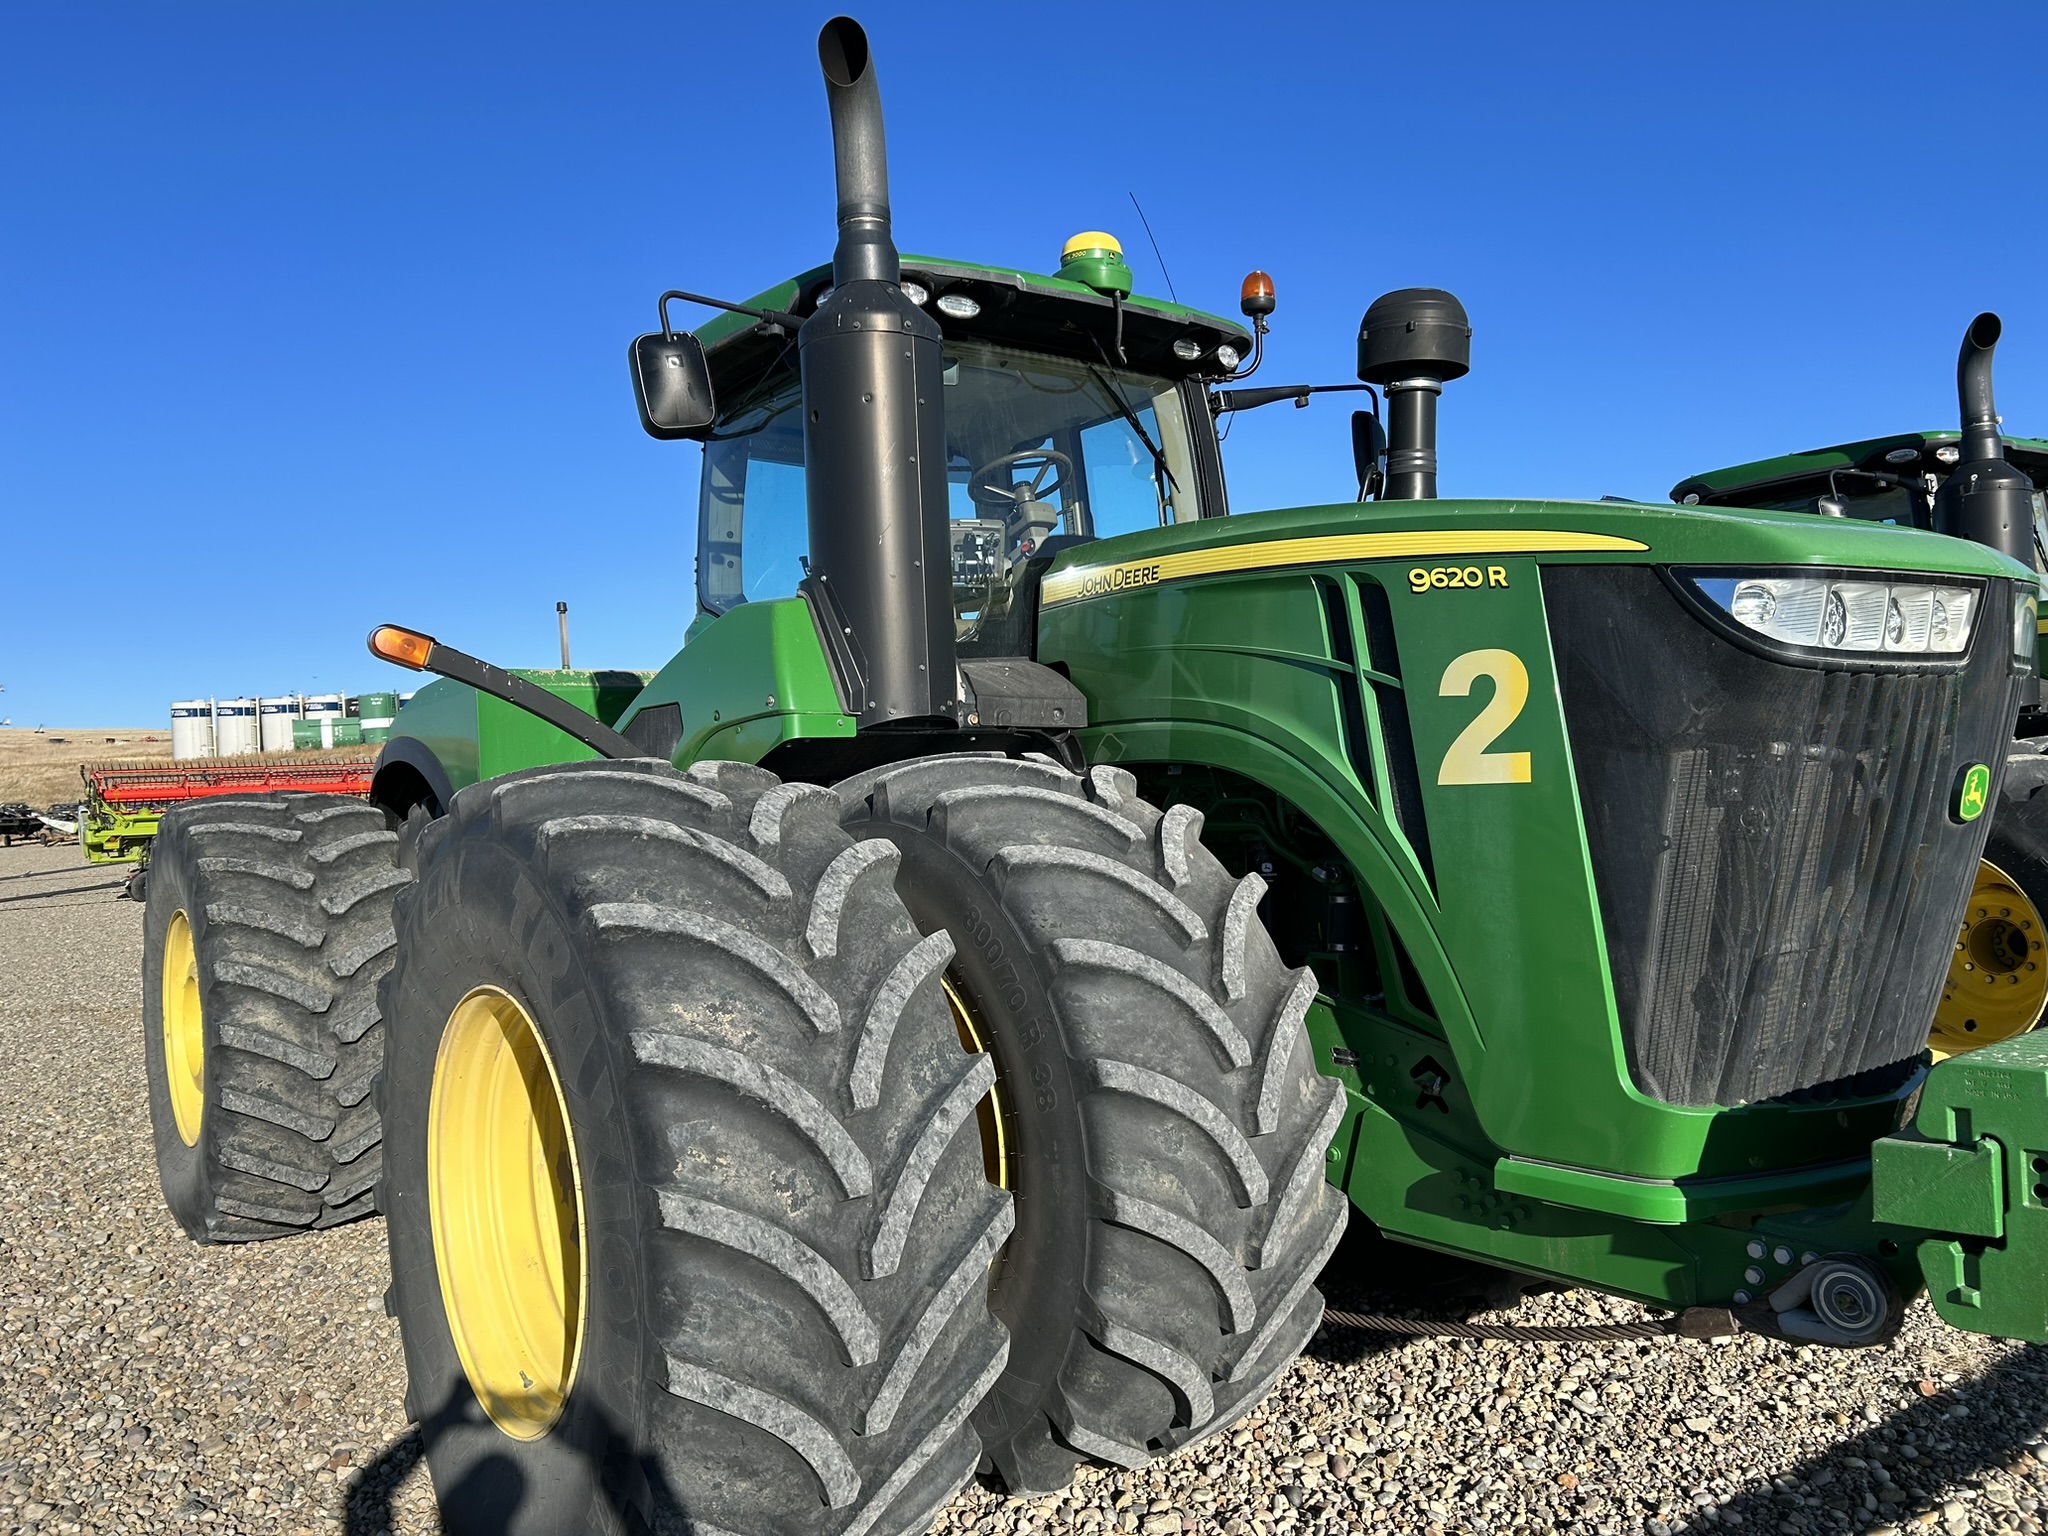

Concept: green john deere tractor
[[1673, 351, 2048, 1062], [141, 16, 2048, 1535]]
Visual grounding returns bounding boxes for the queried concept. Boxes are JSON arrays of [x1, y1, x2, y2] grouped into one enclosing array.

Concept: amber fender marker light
[[369, 625, 437, 671]]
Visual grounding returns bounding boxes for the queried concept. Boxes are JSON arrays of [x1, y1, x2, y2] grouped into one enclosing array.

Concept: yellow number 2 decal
[[1437, 649, 1532, 785]]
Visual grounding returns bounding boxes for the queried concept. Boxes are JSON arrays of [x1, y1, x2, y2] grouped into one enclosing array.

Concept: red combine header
[[82, 755, 377, 892]]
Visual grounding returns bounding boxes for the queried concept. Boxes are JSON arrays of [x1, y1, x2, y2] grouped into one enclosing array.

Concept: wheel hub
[[427, 986, 587, 1440], [162, 910, 204, 1147], [1931, 858, 2048, 1058]]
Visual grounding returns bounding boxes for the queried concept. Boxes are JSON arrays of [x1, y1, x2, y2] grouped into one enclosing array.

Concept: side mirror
[[1351, 409, 1386, 500], [630, 330, 716, 440]]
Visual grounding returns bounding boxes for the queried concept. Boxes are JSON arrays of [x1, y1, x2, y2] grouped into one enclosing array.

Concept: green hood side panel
[[387, 669, 652, 800], [383, 602, 847, 804], [618, 597, 854, 769]]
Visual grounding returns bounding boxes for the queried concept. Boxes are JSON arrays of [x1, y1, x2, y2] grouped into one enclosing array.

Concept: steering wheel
[[968, 448, 1075, 517]]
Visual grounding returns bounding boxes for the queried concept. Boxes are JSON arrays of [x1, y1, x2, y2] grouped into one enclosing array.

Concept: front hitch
[[1870, 1031, 2048, 1342]]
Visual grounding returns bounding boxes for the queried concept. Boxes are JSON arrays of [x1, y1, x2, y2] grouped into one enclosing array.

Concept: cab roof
[[690, 254, 1253, 392]]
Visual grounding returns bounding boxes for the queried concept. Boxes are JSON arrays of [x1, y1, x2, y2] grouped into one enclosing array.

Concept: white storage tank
[[258, 697, 300, 753], [303, 693, 345, 726], [170, 700, 215, 760], [215, 698, 261, 757]]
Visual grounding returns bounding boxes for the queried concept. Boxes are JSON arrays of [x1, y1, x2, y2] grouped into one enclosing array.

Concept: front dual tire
[[378, 759, 1012, 1536]]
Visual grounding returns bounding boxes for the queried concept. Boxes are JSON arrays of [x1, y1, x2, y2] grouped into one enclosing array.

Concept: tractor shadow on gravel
[[343, 1385, 690, 1536], [1307, 1224, 2048, 1531], [1310, 1220, 1552, 1354]]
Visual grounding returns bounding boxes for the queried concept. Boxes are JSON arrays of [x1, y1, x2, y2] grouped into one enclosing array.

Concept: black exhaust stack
[[1933, 312, 2036, 569], [1358, 289, 1472, 500], [799, 17, 957, 727]]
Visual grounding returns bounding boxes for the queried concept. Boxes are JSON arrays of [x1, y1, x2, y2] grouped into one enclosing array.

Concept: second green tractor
[[1675, 398, 2048, 1063]]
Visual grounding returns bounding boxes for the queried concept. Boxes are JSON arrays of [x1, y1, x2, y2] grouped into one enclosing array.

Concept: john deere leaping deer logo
[[1955, 762, 1992, 824]]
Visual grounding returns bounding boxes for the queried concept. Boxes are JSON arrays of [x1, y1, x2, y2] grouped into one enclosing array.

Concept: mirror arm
[[659, 288, 807, 339], [1212, 382, 1374, 415]]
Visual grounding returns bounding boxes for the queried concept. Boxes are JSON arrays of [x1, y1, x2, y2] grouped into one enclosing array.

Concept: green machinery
[[137, 16, 2048, 1534], [1675, 409, 2048, 1059]]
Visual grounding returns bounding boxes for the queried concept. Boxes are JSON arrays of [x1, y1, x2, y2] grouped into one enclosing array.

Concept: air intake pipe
[[799, 17, 957, 727], [1358, 288, 1472, 500], [1933, 312, 2036, 569]]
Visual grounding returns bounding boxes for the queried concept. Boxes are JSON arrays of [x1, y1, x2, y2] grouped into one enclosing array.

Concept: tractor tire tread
[[380, 759, 1010, 1536], [842, 754, 1348, 1487]]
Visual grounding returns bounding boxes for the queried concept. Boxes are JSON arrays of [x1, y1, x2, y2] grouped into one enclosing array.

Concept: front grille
[[1546, 565, 2018, 1107]]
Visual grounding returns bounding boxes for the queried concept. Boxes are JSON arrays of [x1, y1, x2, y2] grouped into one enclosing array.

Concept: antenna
[[1127, 192, 1178, 304]]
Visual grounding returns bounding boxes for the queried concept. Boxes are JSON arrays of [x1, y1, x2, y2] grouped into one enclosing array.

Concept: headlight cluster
[[1690, 573, 1980, 657]]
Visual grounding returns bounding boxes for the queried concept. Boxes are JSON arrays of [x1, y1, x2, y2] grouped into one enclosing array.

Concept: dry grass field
[[0, 728, 166, 808]]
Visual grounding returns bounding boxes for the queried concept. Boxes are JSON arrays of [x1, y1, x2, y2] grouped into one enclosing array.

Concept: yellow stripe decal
[[1039, 529, 1651, 607]]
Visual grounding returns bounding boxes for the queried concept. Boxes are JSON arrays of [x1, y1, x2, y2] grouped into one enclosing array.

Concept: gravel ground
[[6, 836, 2048, 1536], [0, 843, 434, 1535]]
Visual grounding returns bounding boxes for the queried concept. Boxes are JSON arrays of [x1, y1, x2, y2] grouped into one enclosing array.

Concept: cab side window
[[695, 371, 808, 616]]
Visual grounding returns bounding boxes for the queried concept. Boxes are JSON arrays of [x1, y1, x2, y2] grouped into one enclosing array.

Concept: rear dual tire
[[143, 793, 407, 1242], [840, 755, 1349, 1493]]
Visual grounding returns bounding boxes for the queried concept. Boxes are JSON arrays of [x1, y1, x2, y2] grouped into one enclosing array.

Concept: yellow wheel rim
[[162, 910, 205, 1147], [428, 986, 587, 1440], [1932, 858, 2048, 1059], [943, 977, 1012, 1191]]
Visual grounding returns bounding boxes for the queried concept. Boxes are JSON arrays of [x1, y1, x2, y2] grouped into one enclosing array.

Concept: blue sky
[[4, 2, 2044, 726]]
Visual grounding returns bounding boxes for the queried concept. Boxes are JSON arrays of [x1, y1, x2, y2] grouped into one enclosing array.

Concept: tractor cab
[[685, 246, 1247, 657]]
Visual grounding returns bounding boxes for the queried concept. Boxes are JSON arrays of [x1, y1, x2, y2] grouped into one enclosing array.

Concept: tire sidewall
[[381, 836, 652, 1536], [1987, 787, 2048, 907], [142, 826, 224, 1238], [878, 827, 1090, 1454]]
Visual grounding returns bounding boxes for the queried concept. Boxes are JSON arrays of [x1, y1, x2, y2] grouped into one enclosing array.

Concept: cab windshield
[[1710, 480, 2048, 573], [1744, 483, 1923, 526], [695, 340, 1202, 652]]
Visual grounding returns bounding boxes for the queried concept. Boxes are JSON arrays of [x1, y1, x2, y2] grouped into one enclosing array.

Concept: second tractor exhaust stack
[[1934, 312, 2036, 569], [1358, 288, 1472, 500], [798, 16, 958, 728]]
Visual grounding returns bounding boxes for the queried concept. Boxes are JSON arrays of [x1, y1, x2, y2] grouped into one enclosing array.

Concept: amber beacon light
[[368, 625, 437, 671], [1240, 270, 1276, 318]]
